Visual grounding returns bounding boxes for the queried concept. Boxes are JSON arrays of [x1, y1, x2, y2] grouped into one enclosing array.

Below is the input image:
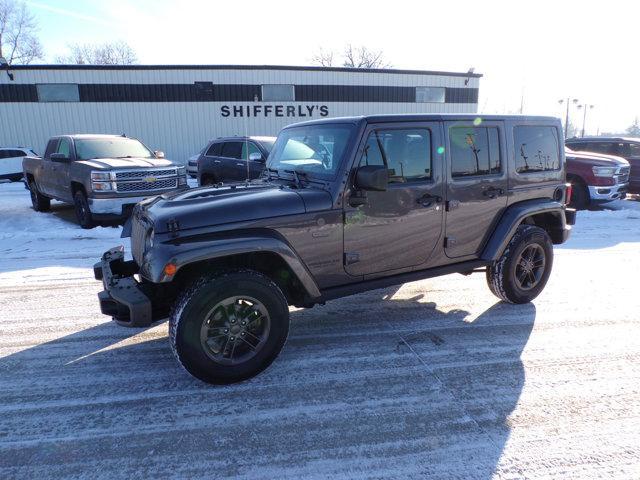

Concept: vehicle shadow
[[0, 289, 535, 479]]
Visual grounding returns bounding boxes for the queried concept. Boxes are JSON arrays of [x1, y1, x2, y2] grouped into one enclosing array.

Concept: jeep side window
[[241, 142, 261, 160], [359, 129, 431, 183], [221, 142, 243, 159], [514, 126, 560, 173], [205, 142, 222, 156], [450, 127, 501, 177]]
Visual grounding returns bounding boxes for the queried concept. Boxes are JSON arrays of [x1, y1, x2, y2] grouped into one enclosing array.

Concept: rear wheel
[[170, 270, 290, 384], [28, 178, 51, 212], [486, 225, 553, 304], [568, 177, 589, 210], [200, 174, 217, 186], [73, 190, 95, 229]]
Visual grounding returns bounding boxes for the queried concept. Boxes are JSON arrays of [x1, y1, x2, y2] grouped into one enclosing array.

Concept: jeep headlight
[[592, 166, 617, 177]]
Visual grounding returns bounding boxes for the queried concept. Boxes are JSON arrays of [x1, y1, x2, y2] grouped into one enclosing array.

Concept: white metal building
[[0, 65, 481, 163]]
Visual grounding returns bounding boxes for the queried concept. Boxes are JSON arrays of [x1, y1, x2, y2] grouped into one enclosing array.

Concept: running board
[[320, 260, 490, 302]]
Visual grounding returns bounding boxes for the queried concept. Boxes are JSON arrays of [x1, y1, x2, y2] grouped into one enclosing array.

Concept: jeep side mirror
[[355, 165, 388, 191], [154, 150, 165, 158], [50, 153, 70, 162], [249, 152, 264, 162]]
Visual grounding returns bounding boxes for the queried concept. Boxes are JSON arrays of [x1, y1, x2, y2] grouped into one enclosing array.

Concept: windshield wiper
[[283, 169, 309, 189]]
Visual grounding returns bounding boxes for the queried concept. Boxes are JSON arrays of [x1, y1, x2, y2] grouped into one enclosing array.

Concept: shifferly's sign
[[221, 104, 329, 118]]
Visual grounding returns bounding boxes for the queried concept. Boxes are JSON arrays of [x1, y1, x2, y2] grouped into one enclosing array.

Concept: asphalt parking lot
[[1, 182, 639, 479]]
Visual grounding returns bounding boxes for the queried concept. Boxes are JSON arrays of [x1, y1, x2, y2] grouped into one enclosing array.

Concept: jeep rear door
[[443, 121, 508, 258], [343, 122, 444, 276]]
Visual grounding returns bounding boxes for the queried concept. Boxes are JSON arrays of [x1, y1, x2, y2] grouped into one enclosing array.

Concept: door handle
[[214, 160, 221, 163], [236, 163, 245, 167], [416, 193, 442, 207], [482, 186, 504, 199]]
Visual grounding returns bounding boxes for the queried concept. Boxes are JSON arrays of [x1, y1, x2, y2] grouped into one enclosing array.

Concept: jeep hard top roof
[[285, 114, 560, 129], [566, 136, 640, 143]]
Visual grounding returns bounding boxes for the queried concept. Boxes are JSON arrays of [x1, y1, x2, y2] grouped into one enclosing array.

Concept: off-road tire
[[73, 190, 95, 229], [486, 225, 553, 304], [568, 178, 589, 210], [169, 270, 290, 384], [28, 178, 51, 212]]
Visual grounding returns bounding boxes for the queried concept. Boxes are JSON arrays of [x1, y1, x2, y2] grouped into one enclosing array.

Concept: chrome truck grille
[[616, 166, 630, 184], [115, 168, 179, 193]]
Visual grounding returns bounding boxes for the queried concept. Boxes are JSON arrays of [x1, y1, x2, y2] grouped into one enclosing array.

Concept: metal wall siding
[[0, 84, 37, 102]]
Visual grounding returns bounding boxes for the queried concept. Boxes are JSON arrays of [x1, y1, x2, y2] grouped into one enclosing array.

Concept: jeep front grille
[[131, 211, 148, 265]]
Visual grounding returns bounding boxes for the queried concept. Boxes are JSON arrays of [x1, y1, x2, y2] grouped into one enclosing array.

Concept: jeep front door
[[444, 121, 508, 258], [343, 123, 444, 276]]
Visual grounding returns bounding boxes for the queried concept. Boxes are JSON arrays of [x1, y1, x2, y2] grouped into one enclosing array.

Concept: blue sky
[[25, 0, 640, 133]]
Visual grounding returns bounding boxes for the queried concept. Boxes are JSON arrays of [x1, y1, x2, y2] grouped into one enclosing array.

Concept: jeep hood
[[77, 157, 176, 169], [141, 183, 332, 234]]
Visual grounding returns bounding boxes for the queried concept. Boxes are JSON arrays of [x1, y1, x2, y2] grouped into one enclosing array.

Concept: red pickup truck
[[565, 147, 630, 209]]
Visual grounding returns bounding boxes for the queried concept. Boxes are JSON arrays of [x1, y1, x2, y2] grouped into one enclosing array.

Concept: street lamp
[[577, 104, 595, 138], [558, 98, 579, 139]]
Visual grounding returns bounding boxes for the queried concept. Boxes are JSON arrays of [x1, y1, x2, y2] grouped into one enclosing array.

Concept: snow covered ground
[[1, 181, 639, 479]]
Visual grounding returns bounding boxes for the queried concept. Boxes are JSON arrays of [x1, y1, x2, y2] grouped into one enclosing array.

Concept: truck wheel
[[200, 174, 217, 186], [28, 179, 51, 212], [568, 178, 589, 210], [486, 225, 553, 304], [169, 270, 290, 384], [73, 190, 95, 229]]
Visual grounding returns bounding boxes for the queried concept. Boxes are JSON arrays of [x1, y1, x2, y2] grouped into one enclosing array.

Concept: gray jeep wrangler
[[94, 114, 576, 384]]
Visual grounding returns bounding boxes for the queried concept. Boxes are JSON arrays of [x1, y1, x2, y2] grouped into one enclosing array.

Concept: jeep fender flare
[[146, 234, 322, 301], [481, 199, 572, 262]]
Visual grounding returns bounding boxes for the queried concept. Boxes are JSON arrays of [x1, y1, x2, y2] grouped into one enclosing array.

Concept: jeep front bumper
[[94, 246, 154, 327]]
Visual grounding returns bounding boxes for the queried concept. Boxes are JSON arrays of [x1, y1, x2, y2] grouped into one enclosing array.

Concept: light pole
[[558, 98, 579, 139], [577, 104, 595, 137]]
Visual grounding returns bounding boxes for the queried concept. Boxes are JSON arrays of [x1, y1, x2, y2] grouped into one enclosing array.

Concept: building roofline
[[7, 64, 483, 78]]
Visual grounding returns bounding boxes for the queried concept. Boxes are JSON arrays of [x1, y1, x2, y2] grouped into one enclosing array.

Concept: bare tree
[[342, 44, 391, 69], [0, 0, 43, 64], [311, 44, 392, 69], [311, 48, 334, 67], [626, 117, 640, 137], [55, 40, 137, 65]]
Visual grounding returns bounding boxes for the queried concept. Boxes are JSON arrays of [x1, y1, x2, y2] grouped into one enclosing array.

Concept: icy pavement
[[1, 181, 639, 479]]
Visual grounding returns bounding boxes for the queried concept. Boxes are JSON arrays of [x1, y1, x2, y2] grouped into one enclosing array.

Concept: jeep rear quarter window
[[359, 129, 432, 182], [514, 126, 560, 173], [450, 126, 501, 177]]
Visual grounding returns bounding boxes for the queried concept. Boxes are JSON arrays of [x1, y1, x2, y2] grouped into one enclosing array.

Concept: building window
[[450, 126, 501, 177], [415, 86, 445, 103], [262, 84, 294, 101], [514, 126, 560, 173], [36, 84, 80, 102]]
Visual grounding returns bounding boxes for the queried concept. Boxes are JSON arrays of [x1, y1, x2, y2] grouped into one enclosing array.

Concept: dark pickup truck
[[95, 114, 576, 384], [23, 134, 188, 228]]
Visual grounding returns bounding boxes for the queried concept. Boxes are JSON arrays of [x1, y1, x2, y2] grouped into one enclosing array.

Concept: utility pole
[[558, 98, 579, 139], [577, 104, 595, 137]]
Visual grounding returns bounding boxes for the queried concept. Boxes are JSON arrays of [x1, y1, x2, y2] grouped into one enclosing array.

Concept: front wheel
[[486, 225, 553, 304], [169, 270, 290, 384], [73, 190, 95, 229]]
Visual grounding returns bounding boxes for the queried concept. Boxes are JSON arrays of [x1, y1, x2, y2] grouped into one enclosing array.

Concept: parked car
[[197, 136, 276, 185], [23, 134, 188, 228], [565, 147, 629, 209], [186, 150, 202, 178], [94, 114, 575, 384], [565, 137, 640, 193], [0, 147, 38, 182]]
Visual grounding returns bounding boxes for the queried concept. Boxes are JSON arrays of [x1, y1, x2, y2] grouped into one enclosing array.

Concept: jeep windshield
[[75, 138, 155, 160], [266, 124, 354, 180]]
